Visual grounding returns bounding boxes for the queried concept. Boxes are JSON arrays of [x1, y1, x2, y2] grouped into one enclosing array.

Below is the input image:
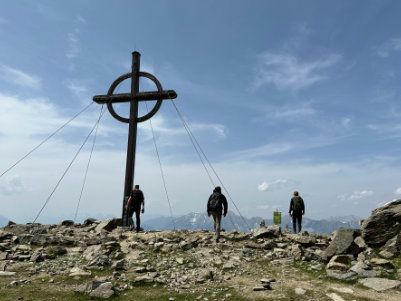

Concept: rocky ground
[[1, 200, 401, 301]]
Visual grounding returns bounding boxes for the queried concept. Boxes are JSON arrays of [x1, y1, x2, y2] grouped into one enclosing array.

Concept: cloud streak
[[253, 52, 341, 91], [377, 38, 401, 57], [0, 65, 41, 89]]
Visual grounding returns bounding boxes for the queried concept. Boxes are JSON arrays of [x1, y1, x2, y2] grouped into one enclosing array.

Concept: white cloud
[[395, 187, 401, 195], [253, 52, 340, 90], [66, 30, 80, 59], [367, 122, 401, 138], [0, 65, 41, 89], [66, 79, 89, 98], [0, 175, 23, 195], [227, 135, 341, 160], [0, 93, 97, 138], [377, 38, 401, 57], [138, 115, 227, 146], [272, 103, 316, 119], [77, 15, 86, 23], [349, 190, 374, 200], [341, 117, 352, 128], [258, 179, 289, 192], [338, 190, 374, 202]]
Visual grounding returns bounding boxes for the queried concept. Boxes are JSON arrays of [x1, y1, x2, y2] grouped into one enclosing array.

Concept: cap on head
[[214, 186, 222, 193], [293, 191, 299, 196], [134, 185, 139, 189]]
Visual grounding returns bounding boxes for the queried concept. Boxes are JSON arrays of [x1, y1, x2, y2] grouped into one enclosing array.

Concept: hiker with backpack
[[289, 191, 305, 234], [126, 185, 145, 232], [207, 186, 228, 242]]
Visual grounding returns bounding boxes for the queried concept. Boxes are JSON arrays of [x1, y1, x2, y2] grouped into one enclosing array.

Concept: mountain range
[[0, 212, 360, 234], [142, 211, 361, 234]]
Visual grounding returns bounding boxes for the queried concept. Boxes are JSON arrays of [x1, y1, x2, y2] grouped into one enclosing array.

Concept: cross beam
[[93, 51, 177, 227], [93, 90, 177, 104]]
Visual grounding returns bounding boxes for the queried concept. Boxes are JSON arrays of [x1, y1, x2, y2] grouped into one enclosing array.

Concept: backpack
[[209, 193, 222, 212], [130, 190, 143, 207], [293, 197, 303, 212]]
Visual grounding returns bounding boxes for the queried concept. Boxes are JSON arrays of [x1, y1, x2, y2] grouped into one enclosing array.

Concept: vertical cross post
[[93, 51, 177, 228], [122, 52, 140, 226]]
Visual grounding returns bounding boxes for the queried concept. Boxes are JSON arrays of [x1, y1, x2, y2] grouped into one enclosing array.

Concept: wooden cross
[[93, 51, 177, 226]]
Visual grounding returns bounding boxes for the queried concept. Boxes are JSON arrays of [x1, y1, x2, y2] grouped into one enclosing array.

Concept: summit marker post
[[93, 51, 177, 227]]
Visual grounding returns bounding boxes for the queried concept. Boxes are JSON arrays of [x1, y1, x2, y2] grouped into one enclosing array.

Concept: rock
[[329, 286, 354, 294], [253, 286, 271, 291], [134, 275, 156, 283], [83, 218, 97, 226], [89, 282, 114, 299], [370, 258, 395, 269], [70, 267, 91, 277], [199, 270, 214, 281], [252, 226, 281, 239], [382, 234, 401, 255], [111, 259, 127, 270], [260, 278, 275, 283], [290, 244, 303, 260], [0, 252, 7, 260], [294, 287, 306, 295], [354, 236, 367, 250], [0, 271, 16, 276], [349, 261, 378, 278], [326, 293, 346, 301], [60, 220, 74, 227], [379, 250, 395, 259], [326, 270, 357, 281], [6, 221, 16, 227], [361, 199, 401, 246], [326, 255, 353, 271], [322, 229, 360, 261], [176, 257, 184, 265], [30, 250, 44, 262], [358, 277, 401, 292], [287, 233, 316, 247], [95, 219, 121, 233], [83, 245, 103, 261]]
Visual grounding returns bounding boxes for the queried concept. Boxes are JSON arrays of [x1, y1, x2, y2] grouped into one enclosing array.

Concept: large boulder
[[322, 229, 361, 261], [95, 219, 121, 233], [361, 199, 401, 247], [358, 278, 401, 292], [252, 226, 281, 239]]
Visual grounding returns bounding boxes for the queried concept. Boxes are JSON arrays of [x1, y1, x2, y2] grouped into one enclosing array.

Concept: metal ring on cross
[[106, 72, 163, 123]]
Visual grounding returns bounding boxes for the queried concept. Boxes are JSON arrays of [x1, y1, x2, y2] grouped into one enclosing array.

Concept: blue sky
[[1, 0, 401, 223]]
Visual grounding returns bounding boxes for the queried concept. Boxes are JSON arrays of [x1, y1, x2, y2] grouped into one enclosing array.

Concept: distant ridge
[[142, 211, 361, 234]]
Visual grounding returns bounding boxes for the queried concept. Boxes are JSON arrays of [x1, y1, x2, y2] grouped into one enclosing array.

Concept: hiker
[[126, 185, 145, 232], [289, 191, 305, 234], [207, 186, 228, 242]]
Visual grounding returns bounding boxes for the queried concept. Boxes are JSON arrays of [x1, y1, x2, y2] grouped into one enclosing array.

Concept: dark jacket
[[207, 192, 228, 215], [128, 189, 144, 211], [289, 196, 305, 214]]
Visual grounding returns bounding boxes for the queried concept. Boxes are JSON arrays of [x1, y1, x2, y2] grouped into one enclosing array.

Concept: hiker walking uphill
[[289, 191, 305, 234], [207, 186, 228, 242], [126, 185, 145, 232]]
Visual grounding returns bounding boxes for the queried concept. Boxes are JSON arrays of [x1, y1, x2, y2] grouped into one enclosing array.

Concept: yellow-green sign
[[273, 211, 282, 225]]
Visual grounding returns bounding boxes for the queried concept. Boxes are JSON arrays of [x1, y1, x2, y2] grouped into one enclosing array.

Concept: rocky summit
[[0, 202, 401, 300]]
